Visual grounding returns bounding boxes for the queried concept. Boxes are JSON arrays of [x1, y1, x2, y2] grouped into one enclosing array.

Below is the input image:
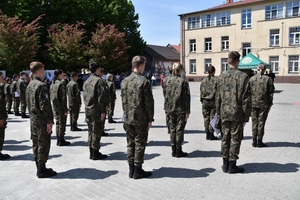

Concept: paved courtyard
[[0, 82, 299, 200]]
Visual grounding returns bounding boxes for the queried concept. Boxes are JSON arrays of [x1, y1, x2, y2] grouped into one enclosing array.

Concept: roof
[[179, 0, 265, 16], [239, 52, 270, 70], [169, 44, 181, 53], [144, 44, 180, 61]]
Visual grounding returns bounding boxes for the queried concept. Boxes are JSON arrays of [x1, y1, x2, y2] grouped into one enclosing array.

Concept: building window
[[221, 58, 228, 73], [217, 12, 231, 26], [242, 9, 252, 29], [286, 1, 300, 17], [189, 39, 196, 52], [205, 38, 212, 51], [270, 29, 280, 46], [188, 16, 200, 29], [288, 55, 299, 73], [190, 59, 197, 74], [289, 27, 300, 45], [242, 43, 251, 57], [265, 4, 283, 20], [221, 36, 229, 50], [202, 14, 214, 28], [269, 56, 279, 73], [204, 59, 211, 73]]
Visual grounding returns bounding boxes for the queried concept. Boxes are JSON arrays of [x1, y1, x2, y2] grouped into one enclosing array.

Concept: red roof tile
[[204, 0, 265, 12]]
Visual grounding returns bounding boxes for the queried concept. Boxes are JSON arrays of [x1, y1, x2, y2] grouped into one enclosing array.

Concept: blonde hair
[[106, 73, 113, 81], [172, 63, 184, 76], [257, 63, 266, 78], [132, 55, 146, 69]]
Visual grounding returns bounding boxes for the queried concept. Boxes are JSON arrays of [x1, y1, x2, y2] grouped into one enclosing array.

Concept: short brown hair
[[228, 51, 240, 65], [30, 62, 44, 74], [132, 55, 146, 69]]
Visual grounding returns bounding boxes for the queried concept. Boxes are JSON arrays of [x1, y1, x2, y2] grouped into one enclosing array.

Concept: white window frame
[[269, 56, 279, 73], [286, 1, 300, 17], [242, 43, 251, 57], [204, 59, 211, 74], [221, 36, 229, 50], [270, 29, 280, 46], [205, 38, 212, 52], [289, 27, 300, 45], [188, 16, 200, 30], [221, 58, 228, 73], [190, 59, 197, 74], [265, 4, 283, 20], [217, 12, 231, 26], [202, 14, 215, 28], [242, 9, 252, 29], [288, 55, 299, 73], [189, 39, 196, 52]]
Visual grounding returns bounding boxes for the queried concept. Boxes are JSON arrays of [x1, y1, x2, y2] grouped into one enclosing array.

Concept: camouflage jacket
[[11, 80, 18, 96], [50, 80, 68, 114], [162, 75, 191, 115], [216, 68, 251, 122], [200, 76, 218, 107], [16, 78, 27, 99], [249, 74, 274, 108], [4, 83, 11, 98], [83, 73, 107, 116], [0, 83, 6, 120], [26, 77, 54, 124], [121, 71, 154, 125], [106, 80, 116, 103], [67, 80, 81, 108]]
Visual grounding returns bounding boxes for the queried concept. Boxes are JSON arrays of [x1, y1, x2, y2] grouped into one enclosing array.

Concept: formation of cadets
[[0, 51, 274, 179]]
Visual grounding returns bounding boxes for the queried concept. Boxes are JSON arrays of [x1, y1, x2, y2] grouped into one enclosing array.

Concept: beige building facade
[[179, 0, 300, 83]]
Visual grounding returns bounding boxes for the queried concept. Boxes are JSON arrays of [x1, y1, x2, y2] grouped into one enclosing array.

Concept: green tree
[[88, 23, 129, 73], [46, 22, 87, 72], [0, 11, 42, 75]]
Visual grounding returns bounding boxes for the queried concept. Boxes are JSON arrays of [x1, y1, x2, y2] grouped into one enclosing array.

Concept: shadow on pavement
[[6, 119, 27, 123], [5, 140, 30, 144], [51, 136, 81, 140], [107, 133, 126, 137], [70, 141, 88, 146], [54, 168, 118, 179], [8, 153, 33, 161], [188, 150, 220, 158], [4, 145, 31, 151], [151, 125, 167, 128], [242, 136, 252, 140], [185, 129, 205, 134], [152, 167, 215, 178], [49, 154, 62, 160], [266, 142, 300, 148], [242, 162, 299, 173], [147, 141, 188, 147], [104, 152, 160, 161], [274, 90, 283, 93]]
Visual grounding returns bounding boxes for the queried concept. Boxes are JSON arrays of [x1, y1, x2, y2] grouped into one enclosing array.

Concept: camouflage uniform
[[12, 80, 20, 114], [100, 80, 109, 134], [4, 83, 12, 113], [50, 80, 68, 138], [83, 73, 107, 150], [67, 79, 81, 127], [249, 74, 274, 141], [162, 75, 172, 133], [162, 75, 190, 153], [16, 78, 27, 114], [200, 76, 218, 136], [216, 68, 251, 161], [26, 77, 54, 164], [106, 80, 116, 118], [121, 71, 154, 166], [0, 83, 7, 153]]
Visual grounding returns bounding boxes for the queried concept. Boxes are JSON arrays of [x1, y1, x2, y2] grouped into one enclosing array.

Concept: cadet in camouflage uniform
[[99, 70, 109, 136], [16, 72, 29, 118], [12, 74, 21, 116], [163, 63, 190, 158], [200, 65, 219, 140], [4, 77, 13, 114], [83, 62, 108, 160], [50, 69, 70, 146], [67, 72, 82, 131], [106, 73, 117, 123], [0, 72, 10, 160], [121, 56, 154, 179], [162, 69, 172, 134], [26, 61, 57, 178], [249, 63, 274, 148], [216, 51, 251, 174]]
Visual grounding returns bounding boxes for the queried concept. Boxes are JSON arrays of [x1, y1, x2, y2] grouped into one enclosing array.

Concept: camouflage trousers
[[251, 107, 269, 139], [169, 113, 186, 148], [5, 95, 12, 112], [107, 102, 115, 117], [55, 112, 67, 137], [69, 107, 80, 125], [86, 115, 102, 149], [166, 113, 170, 132], [31, 124, 51, 164], [221, 121, 243, 161], [13, 97, 20, 113], [123, 123, 148, 166], [202, 104, 216, 133], [20, 96, 26, 113], [0, 127, 5, 151]]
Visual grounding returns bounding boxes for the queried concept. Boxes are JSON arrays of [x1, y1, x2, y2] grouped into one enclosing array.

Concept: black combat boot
[[222, 158, 229, 173], [102, 130, 109, 136], [37, 163, 57, 178], [252, 138, 257, 147], [7, 111, 14, 114], [209, 132, 218, 140], [57, 136, 71, 146], [89, 147, 93, 159], [21, 112, 30, 118], [91, 149, 107, 160], [171, 145, 176, 157], [206, 132, 210, 140], [108, 117, 117, 123], [71, 124, 82, 131], [228, 160, 245, 174], [133, 165, 152, 179], [128, 163, 134, 178], [257, 139, 267, 148], [15, 111, 21, 116], [0, 152, 10, 160], [176, 147, 188, 158]]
